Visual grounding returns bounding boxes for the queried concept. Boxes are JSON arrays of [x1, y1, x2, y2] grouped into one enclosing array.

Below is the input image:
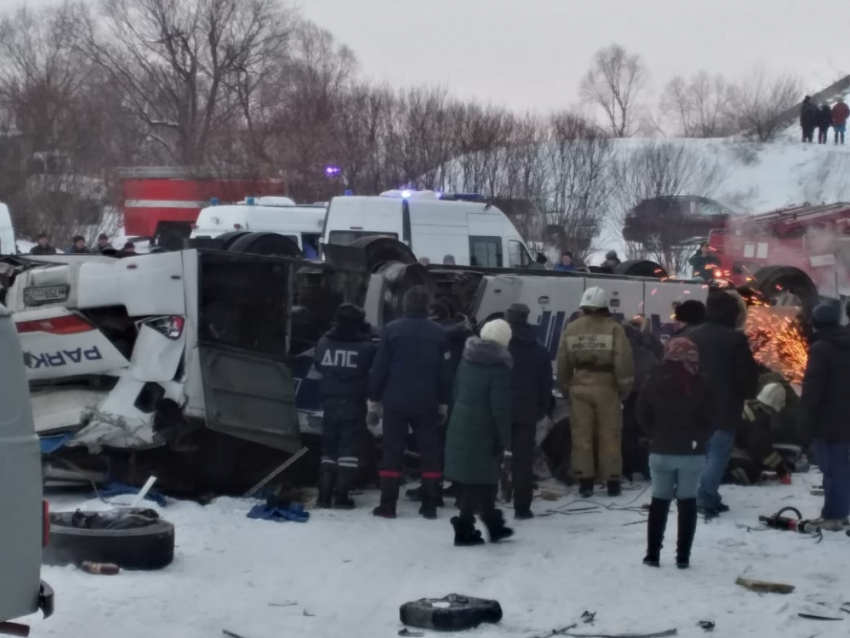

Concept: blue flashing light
[[246, 196, 255, 205], [325, 165, 342, 177], [210, 197, 219, 206], [343, 190, 353, 196], [401, 190, 412, 199]]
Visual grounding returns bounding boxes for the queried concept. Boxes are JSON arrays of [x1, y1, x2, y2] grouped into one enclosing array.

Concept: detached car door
[[196, 251, 300, 453]]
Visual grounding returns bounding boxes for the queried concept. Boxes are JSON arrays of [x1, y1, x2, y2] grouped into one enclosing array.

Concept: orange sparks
[[745, 306, 808, 384]]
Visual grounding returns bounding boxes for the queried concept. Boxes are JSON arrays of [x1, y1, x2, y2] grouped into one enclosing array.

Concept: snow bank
[[27, 473, 849, 638]]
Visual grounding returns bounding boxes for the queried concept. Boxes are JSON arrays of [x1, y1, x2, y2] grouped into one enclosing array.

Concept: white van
[[321, 191, 534, 268], [0, 301, 53, 631], [191, 198, 326, 259], [0, 203, 17, 255]]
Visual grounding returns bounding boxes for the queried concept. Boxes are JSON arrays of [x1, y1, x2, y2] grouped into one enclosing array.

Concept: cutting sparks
[[745, 305, 808, 384]]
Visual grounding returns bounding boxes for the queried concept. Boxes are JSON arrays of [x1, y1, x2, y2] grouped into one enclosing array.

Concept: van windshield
[[328, 230, 398, 245]]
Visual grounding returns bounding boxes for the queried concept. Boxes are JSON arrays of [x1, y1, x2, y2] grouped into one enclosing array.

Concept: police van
[[0, 202, 17, 255], [321, 190, 534, 268], [191, 197, 326, 259]]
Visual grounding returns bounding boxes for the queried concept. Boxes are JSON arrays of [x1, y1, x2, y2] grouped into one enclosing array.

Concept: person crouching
[[314, 304, 377, 509], [637, 337, 713, 568], [445, 319, 514, 546]]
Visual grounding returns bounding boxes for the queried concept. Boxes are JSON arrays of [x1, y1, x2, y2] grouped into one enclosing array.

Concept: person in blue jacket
[[369, 286, 451, 520], [553, 252, 576, 272], [313, 304, 377, 509]]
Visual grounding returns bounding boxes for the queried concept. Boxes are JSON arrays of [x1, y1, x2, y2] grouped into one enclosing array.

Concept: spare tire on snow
[[44, 508, 175, 570], [752, 265, 819, 314], [614, 259, 668, 279], [400, 594, 502, 631]]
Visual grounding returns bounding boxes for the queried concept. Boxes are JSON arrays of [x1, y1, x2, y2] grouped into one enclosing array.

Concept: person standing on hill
[[817, 103, 833, 144], [801, 96, 818, 143], [832, 98, 850, 144]]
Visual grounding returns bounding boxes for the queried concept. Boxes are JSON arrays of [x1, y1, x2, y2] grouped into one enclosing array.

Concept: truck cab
[[321, 191, 534, 268]]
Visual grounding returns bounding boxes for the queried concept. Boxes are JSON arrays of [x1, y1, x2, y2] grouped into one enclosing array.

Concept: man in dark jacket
[[622, 317, 664, 479], [688, 243, 721, 281], [68, 235, 90, 254], [369, 286, 451, 519], [688, 291, 759, 516], [505, 303, 553, 519], [672, 299, 706, 335], [817, 103, 833, 144], [800, 303, 850, 531], [29, 233, 57, 255], [314, 304, 377, 509], [801, 96, 818, 143]]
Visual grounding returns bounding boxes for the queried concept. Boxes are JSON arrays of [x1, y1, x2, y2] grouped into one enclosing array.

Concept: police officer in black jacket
[[506, 303, 553, 519], [369, 286, 451, 519], [314, 304, 377, 509]]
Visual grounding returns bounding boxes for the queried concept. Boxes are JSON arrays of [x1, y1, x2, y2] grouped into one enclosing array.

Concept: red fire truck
[[120, 168, 285, 250], [702, 202, 850, 307]]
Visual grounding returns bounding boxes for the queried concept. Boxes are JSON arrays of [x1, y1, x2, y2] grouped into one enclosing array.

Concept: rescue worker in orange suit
[[557, 287, 635, 498]]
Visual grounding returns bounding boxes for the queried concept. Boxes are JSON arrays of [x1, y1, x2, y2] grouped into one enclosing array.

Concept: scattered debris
[[268, 601, 297, 608], [581, 611, 597, 624], [697, 620, 715, 632], [223, 631, 248, 638], [400, 594, 502, 631], [536, 630, 677, 638], [81, 561, 120, 576], [398, 630, 425, 637], [246, 503, 309, 523], [244, 447, 310, 499], [735, 577, 795, 595], [799, 613, 843, 621], [302, 609, 315, 617]]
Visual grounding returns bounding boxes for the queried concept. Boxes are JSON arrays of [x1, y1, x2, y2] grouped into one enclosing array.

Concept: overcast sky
[[301, 0, 848, 112], [2, 0, 846, 113]]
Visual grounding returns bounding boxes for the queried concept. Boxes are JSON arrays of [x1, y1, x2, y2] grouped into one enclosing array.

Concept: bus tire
[[227, 232, 303, 258], [215, 231, 251, 251], [752, 266, 819, 313], [349, 237, 417, 271]]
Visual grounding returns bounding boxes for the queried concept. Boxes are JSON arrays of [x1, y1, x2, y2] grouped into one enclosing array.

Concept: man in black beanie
[[314, 303, 377, 509], [506, 303, 553, 519], [369, 286, 451, 519], [801, 303, 850, 531], [673, 300, 706, 335]]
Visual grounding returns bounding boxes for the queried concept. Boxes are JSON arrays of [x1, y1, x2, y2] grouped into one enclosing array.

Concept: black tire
[[215, 230, 251, 250], [228, 232, 303, 258], [349, 236, 417, 271], [614, 259, 668, 279], [399, 594, 503, 631], [44, 510, 175, 570], [752, 265, 819, 313]]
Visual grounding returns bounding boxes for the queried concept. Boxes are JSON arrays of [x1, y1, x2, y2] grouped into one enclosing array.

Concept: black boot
[[676, 498, 698, 569], [451, 516, 485, 547], [372, 476, 399, 519], [317, 464, 336, 509], [333, 466, 357, 510], [483, 509, 514, 543], [607, 480, 622, 497], [643, 497, 671, 567], [419, 479, 440, 520], [579, 478, 594, 498]]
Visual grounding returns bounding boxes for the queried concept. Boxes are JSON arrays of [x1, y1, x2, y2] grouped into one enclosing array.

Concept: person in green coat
[[445, 318, 514, 546]]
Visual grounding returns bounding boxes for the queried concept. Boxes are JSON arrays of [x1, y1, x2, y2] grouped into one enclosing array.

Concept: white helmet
[[580, 286, 609, 310], [757, 383, 786, 413]]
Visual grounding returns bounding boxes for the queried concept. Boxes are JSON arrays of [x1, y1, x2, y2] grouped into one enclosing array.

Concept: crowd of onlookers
[[800, 96, 850, 144], [28, 233, 137, 257]]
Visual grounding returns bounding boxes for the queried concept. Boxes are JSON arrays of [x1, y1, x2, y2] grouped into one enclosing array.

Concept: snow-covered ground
[[25, 471, 849, 638]]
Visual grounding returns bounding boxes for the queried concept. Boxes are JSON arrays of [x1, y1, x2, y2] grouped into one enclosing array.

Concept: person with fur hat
[[672, 300, 706, 335], [801, 303, 850, 531], [601, 250, 621, 272], [727, 383, 792, 486], [557, 287, 635, 498], [369, 286, 451, 519], [444, 319, 514, 546], [314, 304, 377, 509], [637, 336, 713, 569], [505, 303, 553, 519], [688, 291, 759, 517]]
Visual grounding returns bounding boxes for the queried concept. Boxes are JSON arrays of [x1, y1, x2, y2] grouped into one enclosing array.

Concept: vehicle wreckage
[[0, 234, 818, 495]]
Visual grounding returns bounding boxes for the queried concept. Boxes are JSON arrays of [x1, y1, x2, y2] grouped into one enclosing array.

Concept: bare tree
[[727, 68, 802, 142], [69, 0, 293, 166], [580, 44, 648, 138], [611, 142, 728, 273], [660, 71, 733, 138]]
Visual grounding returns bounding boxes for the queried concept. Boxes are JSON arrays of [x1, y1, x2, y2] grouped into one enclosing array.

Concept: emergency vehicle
[[321, 190, 535, 268], [120, 168, 286, 250]]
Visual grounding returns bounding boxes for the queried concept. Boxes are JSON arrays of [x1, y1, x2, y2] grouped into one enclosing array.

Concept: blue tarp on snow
[[247, 503, 310, 523]]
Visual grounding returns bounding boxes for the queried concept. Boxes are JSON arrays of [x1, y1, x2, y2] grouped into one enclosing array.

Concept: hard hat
[[757, 383, 786, 413], [580, 286, 609, 310]]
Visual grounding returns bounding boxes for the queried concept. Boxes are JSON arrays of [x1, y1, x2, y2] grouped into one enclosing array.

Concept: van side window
[[469, 236, 502, 268], [508, 240, 531, 268], [328, 230, 398, 245]]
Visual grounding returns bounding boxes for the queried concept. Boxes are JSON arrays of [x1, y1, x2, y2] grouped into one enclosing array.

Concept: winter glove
[[367, 401, 382, 427], [438, 404, 449, 426]]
